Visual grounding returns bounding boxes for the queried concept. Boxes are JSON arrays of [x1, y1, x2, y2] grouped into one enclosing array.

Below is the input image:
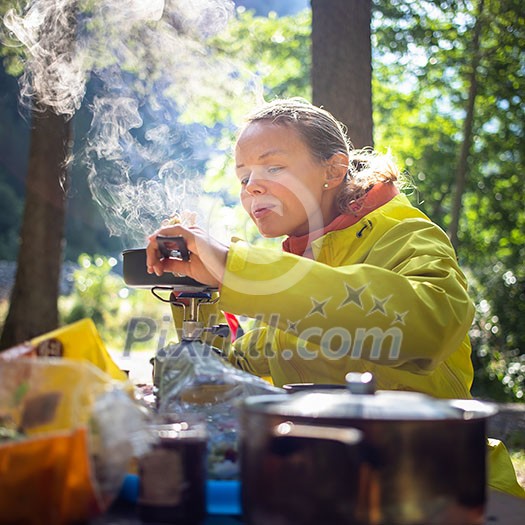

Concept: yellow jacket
[[221, 194, 473, 395], [218, 193, 524, 497]]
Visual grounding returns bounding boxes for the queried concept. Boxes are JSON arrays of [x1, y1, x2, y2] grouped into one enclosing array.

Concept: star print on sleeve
[[366, 294, 393, 316], [286, 319, 299, 334], [306, 297, 330, 318], [338, 283, 368, 310], [391, 310, 408, 326]]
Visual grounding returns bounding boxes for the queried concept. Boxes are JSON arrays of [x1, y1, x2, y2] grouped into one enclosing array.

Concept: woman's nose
[[245, 176, 266, 195]]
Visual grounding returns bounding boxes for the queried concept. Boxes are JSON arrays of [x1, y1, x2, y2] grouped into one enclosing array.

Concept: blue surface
[[119, 474, 140, 502], [119, 475, 242, 516], [206, 480, 242, 515]]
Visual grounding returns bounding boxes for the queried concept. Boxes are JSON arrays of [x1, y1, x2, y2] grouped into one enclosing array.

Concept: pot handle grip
[[273, 420, 362, 446]]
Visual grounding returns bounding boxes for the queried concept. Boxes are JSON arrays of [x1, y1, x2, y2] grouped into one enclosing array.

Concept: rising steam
[[4, 0, 258, 244]]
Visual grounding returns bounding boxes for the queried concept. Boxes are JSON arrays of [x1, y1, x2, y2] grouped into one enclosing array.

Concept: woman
[[146, 98, 524, 497]]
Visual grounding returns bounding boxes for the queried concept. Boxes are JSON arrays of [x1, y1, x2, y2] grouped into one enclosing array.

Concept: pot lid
[[245, 373, 495, 421]]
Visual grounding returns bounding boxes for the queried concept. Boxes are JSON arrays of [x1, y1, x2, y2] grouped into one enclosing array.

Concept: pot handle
[[273, 420, 362, 446], [150, 286, 179, 303], [150, 287, 212, 304]]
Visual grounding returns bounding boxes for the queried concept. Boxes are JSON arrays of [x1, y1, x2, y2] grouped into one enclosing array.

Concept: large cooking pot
[[240, 373, 497, 525]]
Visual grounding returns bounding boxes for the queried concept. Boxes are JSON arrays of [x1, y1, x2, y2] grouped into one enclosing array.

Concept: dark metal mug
[[138, 422, 207, 524]]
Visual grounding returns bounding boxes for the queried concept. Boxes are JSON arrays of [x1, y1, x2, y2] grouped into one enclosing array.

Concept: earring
[[323, 182, 329, 189]]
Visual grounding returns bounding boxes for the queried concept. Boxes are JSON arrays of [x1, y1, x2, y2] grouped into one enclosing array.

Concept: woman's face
[[235, 121, 334, 238]]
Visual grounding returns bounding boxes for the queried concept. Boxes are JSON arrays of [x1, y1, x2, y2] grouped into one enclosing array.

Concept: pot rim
[[242, 391, 498, 422]]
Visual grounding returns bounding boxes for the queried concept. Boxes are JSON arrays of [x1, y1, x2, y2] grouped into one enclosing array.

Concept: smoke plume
[[4, 0, 258, 244]]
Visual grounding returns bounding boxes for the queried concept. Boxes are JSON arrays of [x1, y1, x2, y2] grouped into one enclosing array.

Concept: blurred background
[[0, 0, 523, 422]]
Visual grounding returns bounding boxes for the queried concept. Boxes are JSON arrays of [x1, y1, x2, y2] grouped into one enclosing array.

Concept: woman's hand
[[146, 225, 229, 287]]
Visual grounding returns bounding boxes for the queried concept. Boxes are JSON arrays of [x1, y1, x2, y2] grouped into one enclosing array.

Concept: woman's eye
[[268, 166, 282, 174], [240, 176, 249, 186]]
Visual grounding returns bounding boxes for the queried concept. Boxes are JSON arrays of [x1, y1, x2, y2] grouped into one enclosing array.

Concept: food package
[[156, 340, 283, 480], [0, 318, 127, 382], [0, 319, 150, 524], [0, 358, 151, 525]]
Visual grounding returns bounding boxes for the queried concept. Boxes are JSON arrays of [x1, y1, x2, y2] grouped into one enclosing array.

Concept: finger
[[145, 237, 164, 275], [146, 225, 186, 274], [162, 258, 190, 277], [157, 225, 199, 252], [147, 225, 180, 242]]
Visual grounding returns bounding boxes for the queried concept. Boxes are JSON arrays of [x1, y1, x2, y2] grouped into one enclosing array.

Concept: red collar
[[282, 182, 399, 257]]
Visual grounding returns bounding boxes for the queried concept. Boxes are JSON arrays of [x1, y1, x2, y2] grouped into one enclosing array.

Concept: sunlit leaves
[[372, 0, 524, 400]]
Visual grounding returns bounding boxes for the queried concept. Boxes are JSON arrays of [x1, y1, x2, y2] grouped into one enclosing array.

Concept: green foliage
[[59, 253, 173, 353], [0, 1, 26, 76], [60, 254, 121, 327], [469, 264, 525, 401], [206, 8, 311, 124], [372, 0, 525, 401]]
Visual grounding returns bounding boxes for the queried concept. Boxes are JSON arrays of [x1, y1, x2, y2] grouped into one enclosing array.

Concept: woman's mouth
[[252, 204, 275, 219]]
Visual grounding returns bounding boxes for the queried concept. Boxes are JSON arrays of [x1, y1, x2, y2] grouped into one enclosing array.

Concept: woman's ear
[[324, 152, 349, 186]]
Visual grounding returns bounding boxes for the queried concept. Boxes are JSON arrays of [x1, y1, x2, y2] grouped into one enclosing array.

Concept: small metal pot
[[240, 373, 497, 525], [122, 248, 209, 291]]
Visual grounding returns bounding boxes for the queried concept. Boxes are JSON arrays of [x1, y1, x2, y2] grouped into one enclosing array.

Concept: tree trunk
[[0, 107, 70, 349], [311, 0, 373, 149], [449, 0, 484, 250]]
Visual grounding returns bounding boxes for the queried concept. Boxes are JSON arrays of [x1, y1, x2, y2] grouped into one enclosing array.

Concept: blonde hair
[[242, 98, 403, 214], [338, 148, 401, 213]]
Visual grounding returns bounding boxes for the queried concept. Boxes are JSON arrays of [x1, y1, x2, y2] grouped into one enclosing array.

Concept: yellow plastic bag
[[30, 318, 127, 381], [0, 359, 150, 525]]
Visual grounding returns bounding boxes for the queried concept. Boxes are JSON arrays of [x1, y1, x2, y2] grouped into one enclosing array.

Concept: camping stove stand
[[149, 287, 228, 396]]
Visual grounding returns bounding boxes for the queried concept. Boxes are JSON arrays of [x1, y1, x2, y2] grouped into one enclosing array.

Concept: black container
[[138, 423, 207, 524], [122, 248, 211, 291]]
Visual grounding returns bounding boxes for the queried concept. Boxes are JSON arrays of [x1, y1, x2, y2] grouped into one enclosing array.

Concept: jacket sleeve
[[226, 326, 272, 377], [219, 220, 475, 374]]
